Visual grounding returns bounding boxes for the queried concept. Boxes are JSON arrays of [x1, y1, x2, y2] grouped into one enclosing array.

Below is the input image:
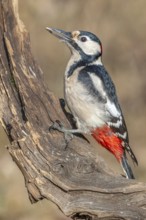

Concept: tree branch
[[0, 1, 146, 219]]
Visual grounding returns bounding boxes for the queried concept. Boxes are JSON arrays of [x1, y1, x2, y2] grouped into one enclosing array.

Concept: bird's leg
[[49, 120, 83, 143], [49, 120, 83, 134]]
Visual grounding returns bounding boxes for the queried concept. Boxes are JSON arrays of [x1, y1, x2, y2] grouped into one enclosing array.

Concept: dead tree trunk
[[0, 0, 146, 219]]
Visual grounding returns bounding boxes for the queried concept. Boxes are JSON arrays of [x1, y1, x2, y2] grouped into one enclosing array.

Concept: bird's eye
[[80, 36, 87, 42]]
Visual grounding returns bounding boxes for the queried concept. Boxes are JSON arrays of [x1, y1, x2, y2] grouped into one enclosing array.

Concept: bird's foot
[[49, 120, 74, 144]]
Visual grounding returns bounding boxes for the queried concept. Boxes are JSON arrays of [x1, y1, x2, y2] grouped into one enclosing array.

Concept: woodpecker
[[46, 27, 138, 179]]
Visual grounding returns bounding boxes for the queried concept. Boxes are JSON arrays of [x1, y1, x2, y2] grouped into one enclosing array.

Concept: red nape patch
[[92, 126, 124, 161]]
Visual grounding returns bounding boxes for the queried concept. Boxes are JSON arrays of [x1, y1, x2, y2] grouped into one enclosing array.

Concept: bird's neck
[[91, 56, 102, 65], [65, 53, 102, 78]]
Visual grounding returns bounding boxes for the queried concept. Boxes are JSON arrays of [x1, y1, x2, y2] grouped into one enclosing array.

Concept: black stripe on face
[[71, 41, 101, 62], [77, 69, 106, 103]]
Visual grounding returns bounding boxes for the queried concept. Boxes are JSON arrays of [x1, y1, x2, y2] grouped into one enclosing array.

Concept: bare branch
[[0, 1, 146, 219]]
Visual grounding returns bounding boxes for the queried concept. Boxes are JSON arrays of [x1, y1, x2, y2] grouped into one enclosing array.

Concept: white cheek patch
[[77, 40, 101, 56]]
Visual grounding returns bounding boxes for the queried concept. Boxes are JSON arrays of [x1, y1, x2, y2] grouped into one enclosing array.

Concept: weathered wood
[[0, 0, 146, 219]]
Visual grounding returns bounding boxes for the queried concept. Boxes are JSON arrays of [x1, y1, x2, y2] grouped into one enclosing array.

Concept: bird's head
[[46, 27, 102, 63]]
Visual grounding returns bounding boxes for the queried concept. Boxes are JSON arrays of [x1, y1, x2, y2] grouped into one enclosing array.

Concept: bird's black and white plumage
[[46, 28, 138, 179]]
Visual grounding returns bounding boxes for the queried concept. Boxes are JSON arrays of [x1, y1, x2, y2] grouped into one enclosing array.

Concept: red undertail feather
[[92, 126, 124, 161]]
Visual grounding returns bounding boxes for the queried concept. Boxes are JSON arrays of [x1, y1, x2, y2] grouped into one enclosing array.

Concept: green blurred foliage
[[0, 0, 146, 219]]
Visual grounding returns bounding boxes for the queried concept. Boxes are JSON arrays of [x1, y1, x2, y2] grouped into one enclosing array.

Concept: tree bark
[[0, 1, 146, 219]]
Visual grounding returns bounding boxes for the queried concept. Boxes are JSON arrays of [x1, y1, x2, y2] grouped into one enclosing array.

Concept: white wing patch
[[115, 131, 127, 139], [90, 73, 121, 118], [90, 73, 106, 98], [106, 100, 121, 118]]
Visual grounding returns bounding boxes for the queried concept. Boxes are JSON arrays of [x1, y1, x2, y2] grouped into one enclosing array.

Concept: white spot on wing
[[90, 73, 106, 98], [106, 100, 121, 118], [116, 131, 127, 139], [90, 73, 121, 118]]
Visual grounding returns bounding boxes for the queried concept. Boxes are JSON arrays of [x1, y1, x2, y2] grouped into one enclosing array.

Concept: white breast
[[64, 68, 108, 133]]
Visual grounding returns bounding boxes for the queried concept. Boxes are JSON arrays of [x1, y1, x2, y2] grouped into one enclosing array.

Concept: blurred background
[[0, 0, 146, 219]]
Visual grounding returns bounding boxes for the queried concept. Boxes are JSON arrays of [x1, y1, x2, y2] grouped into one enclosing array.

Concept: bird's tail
[[121, 154, 135, 179]]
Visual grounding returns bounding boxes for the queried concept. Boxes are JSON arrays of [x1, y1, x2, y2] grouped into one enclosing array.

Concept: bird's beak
[[46, 27, 72, 43]]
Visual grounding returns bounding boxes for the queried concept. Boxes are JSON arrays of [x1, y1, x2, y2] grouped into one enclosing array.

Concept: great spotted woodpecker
[[46, 27, 138, 179]]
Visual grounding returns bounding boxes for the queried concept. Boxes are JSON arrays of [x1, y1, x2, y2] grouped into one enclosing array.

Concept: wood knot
[[52, 161, 67, 175], [75, 160, 96, 174]]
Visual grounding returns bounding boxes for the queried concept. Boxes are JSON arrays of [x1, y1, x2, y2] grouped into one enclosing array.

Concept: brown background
[[0, 1, 146, 219]]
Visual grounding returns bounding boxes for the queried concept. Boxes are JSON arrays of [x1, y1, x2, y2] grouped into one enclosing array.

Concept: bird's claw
[[49, 120, 74, 145], [49, 120, 63, 132]]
